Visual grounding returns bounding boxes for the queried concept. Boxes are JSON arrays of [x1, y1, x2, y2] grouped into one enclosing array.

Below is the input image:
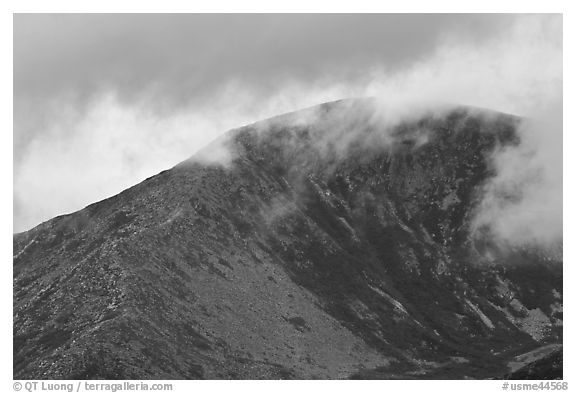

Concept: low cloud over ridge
[[14, 14, 561, 250]]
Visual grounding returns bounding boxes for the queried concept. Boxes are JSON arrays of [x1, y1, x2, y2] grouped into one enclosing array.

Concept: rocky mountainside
[[13, 98, 562, 379]]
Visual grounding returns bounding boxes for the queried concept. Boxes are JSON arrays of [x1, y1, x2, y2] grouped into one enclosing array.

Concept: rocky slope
[[13, 98, 562, 379]]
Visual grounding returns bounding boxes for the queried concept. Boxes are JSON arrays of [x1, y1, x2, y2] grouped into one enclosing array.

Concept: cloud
[[13, 14, 511, 104], [13, 14, 561, 245], [13, 14, 514, 166], [471, 96, 562, 249]]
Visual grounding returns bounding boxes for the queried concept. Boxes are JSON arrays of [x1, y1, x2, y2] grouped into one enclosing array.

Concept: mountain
[[13, 98, 562, 379]]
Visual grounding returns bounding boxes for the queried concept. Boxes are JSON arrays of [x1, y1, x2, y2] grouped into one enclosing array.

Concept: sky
[[13, 14, 562, 241]]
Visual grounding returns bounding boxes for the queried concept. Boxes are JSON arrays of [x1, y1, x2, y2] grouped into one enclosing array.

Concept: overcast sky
[[13, 14, 562, 233]]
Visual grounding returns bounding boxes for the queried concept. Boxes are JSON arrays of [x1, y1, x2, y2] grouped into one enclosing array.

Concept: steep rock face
[[13, 98, 562, 379]]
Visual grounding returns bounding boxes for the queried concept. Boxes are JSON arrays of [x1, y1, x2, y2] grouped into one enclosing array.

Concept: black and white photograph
[[10, 9, 566, 385]]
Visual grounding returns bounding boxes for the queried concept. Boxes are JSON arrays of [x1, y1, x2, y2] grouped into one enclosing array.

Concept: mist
[[14, 13, 561, 250]]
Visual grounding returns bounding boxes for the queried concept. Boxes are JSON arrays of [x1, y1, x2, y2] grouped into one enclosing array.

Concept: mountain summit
[[13, 98, 562, 379]]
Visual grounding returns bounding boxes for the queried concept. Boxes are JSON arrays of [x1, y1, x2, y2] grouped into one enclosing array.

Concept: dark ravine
[[13, 98, 562, 379]]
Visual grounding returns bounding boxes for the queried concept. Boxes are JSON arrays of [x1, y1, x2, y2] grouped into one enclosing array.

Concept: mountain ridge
[[13, 98, 562, 379]]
